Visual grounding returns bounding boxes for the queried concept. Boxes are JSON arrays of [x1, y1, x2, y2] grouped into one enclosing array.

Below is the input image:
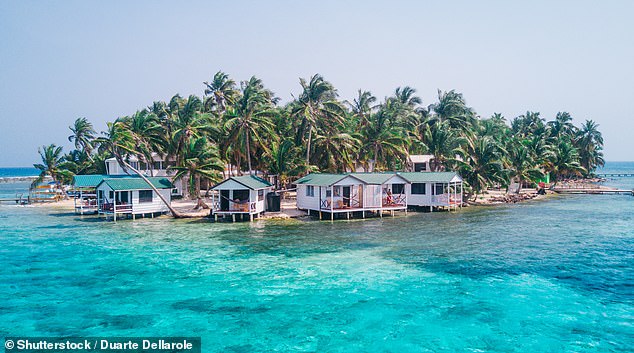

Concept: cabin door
[[343, 186, 351, 207], [118, 191, 129, 204], [220, 190, 230, 211]]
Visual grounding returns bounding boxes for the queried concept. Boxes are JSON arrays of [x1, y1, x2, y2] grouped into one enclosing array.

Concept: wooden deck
[[319, 204, 407, 213]]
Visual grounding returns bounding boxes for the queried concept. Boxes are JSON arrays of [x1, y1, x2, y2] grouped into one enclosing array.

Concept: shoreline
[[13, 188, 556, 220], [3, 178, 626, 220]]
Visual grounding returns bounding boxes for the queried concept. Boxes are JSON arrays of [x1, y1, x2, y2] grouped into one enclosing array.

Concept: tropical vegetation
[[36, 71, 605, 203]]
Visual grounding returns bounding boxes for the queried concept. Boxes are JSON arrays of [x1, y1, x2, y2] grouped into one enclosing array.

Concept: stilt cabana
[[210, 175, 274, 222], [400, 172, 463, 211], [295, 173, 409, 220], [96, 177, 173, 221]]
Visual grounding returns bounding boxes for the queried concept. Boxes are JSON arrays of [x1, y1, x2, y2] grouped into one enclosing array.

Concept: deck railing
[[432, 194, 462, 205], [100, 202, 133, 213], [383, 193, 406, 207], [213, 201, 257, 213]]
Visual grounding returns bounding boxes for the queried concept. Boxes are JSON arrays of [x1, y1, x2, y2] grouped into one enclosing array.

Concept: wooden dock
[[553, 188, 633, 195], [0, 193, 29, 204], [596, 173, 634, 177]]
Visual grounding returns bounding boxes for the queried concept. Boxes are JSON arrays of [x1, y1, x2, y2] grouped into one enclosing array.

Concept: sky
[[1, 0, 633, 166]]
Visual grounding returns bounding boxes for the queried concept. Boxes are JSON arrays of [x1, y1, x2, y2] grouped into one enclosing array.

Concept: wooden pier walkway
[[0, 194, 29, 204], [553, 188, 633, 195], [596, 173, 634, 177]]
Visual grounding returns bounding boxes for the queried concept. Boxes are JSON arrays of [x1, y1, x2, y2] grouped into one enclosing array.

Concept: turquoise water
[[0, 164, 633, 352], [0, 167, 39, 178]]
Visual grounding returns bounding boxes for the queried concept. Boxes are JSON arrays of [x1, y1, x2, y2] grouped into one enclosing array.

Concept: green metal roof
[[213, 175, 272, 190], [296, 172, 461, 185], [398, 172, 461, 183], [350, 173, 400, 185], [295, 172, 402, 186], [97, 177, 173, 191], [73, 174, 109, 188], [295, 173, 352, 186], [72, 174, 131, 188]]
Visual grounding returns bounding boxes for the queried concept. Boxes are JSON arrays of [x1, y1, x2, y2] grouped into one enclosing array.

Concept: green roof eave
[[398, 172, 462, 183], [295, 173, 352, 186], [212, 175, 273, 190], [97, 177, 174, 191]]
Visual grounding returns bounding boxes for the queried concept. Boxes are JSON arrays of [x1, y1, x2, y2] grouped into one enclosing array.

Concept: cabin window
[[392, 183, 405, 194], [326, 190, 331, 197], [434, 183, 445, 195], [153, 161, 162, 170], [306, 185, 314, 197], [412, 183, 426, 195], [414, 163, 427, 172], [258, 189, 264, 201], [333, 186, 341, 196], [139, 190, 153, 203], [109, 191, 114, 200], [172, 188, 179, 194]]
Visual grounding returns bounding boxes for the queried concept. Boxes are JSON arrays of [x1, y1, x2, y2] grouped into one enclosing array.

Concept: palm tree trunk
[[246, 130, 253, 175], [195, 175, 201, 198], [186, 172, 194, 199], [372, 144, 379, 172], [305, 127, 312, 167]]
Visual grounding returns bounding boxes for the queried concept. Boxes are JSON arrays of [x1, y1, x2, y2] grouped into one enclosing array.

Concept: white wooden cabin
[[400, 172, 463, 210], [105, 153, 183, 196], [96, 177, 173, 221], [211, 175, 274, 221], [295, 173, 409, 220]]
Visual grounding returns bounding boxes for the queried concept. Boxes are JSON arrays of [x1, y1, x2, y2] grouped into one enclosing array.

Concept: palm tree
[[454, 136, 505, 200], [33, 144, 72, 188], [291, 74, 346, 166], [172, 95, 209, 150], [430, 89, 474, 132], [479, 113, 510, 144], [312, 131, 360, 173], [170, 137, 223, 198], [97, 120, 185, 217], [394, 86, 422, 106], [511, 111, 545, 137], [548, 138, 586, 184], [505, 140, 544, 193], [121, 110, 164, 175], [576, 120, 605, 174], [224, 76, 276, 174], [549, 112, 576, 138], [68, 118, 96, 157], [63, 149, 97, 176], [203, 71, 239, 113], [264, 139, 302, 188], [423, 121, 462, 171], [360, 106, 408, 171], [346, 89, 376, 126]]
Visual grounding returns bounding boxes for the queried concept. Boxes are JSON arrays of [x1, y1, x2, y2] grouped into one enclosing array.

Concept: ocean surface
[[0, 167, 39, 178], [0, 163, 632, 352]]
